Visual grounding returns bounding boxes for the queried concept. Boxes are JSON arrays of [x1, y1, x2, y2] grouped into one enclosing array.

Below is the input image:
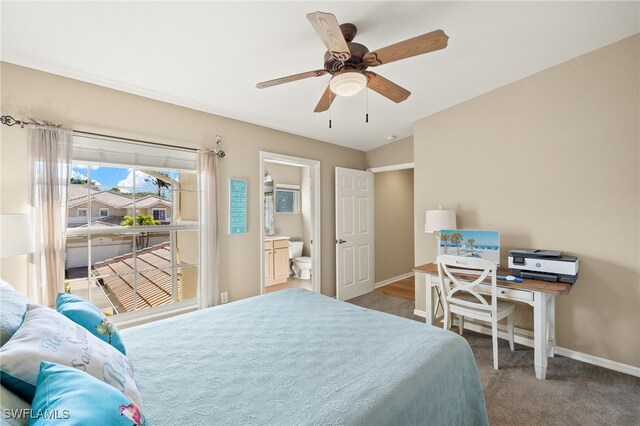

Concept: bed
[[122, 288, 488, 425]]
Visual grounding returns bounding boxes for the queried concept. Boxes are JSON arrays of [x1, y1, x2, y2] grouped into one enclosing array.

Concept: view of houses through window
[[65, 163, 199, 317]]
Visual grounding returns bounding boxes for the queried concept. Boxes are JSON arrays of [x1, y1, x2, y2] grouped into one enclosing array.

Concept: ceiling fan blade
[[256, 70, 328, 89], [363, 29, 448, 67], [314, 84, 336, 113], [306, 11, 351, 61], [365, 72, 411, 103]]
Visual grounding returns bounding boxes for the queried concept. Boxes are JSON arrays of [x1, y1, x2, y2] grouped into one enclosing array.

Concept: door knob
[[337, 239, 347, 244]]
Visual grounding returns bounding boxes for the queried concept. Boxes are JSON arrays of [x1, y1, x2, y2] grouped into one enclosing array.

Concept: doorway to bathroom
[[259, 152, 321, 295]]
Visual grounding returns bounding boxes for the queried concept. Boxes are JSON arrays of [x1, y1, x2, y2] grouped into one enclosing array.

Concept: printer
[[508, 249, 578, 284]]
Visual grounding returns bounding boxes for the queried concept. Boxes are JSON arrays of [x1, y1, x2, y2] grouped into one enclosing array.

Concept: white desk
[[414, 263, 573, 380]]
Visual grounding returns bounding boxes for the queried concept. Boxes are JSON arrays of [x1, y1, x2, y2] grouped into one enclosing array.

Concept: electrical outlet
[[220, 292, 229, 304]]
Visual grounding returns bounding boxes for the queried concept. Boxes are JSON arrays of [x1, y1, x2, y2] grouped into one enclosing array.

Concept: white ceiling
[[1, 1, 638, 151]]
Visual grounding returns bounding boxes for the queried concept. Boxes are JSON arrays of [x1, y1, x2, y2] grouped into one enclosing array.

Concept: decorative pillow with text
[[0, 304, 142, 408]]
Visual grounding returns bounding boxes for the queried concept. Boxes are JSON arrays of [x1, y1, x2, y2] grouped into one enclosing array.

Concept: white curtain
[[197, 148, 219, 309], [28, 124, 73, 306]]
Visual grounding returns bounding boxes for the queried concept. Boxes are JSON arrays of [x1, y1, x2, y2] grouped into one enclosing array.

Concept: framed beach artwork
[[229, 178, 248, 235], [439, 230, 501, 266]]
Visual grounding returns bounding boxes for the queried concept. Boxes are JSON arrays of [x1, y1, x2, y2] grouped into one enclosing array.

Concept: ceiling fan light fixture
[[330, 71, 367, 97]]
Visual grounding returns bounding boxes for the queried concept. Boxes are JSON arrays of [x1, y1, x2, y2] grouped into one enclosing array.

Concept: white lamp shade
[[425, 210, 457, 233], [0, 213, 35, 257], [329, 72, 367, 97]]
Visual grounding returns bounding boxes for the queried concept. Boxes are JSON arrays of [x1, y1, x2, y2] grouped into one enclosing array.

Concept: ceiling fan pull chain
[[365, 87, 369, 123], [329, 91, 333, 128]]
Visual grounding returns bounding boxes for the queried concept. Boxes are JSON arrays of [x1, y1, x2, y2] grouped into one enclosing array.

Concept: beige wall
[[374, 169, 414, 283], [0, 62, 365, 300], [414, 35, 640, 367], [265, 162, 303, 239], [365, 136, 413, 169]]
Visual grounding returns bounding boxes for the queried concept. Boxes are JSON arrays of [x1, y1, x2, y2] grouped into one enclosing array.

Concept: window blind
[[73, 134, 197, 171]]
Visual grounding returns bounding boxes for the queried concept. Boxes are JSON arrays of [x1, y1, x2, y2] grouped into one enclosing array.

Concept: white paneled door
[[335, 167, 374, 301]]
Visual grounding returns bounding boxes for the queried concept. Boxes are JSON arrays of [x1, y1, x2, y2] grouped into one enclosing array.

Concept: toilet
[[289, 241, 312, 280]]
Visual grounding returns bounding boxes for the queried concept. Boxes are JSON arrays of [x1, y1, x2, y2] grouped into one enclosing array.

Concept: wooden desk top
[[414, 263, 573, 296]]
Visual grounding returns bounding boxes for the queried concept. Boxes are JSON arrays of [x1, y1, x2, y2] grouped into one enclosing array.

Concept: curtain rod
[[0, 114, 226, 158]]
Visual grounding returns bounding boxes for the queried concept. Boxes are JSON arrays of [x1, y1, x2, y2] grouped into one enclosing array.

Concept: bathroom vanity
[[265, 236, 290, 286]]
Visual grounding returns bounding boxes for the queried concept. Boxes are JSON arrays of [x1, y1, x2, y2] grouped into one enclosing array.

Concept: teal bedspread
[[122, 289, 488, 425]]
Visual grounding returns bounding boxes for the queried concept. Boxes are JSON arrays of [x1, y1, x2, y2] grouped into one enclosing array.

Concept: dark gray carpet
[[348, 292, 640, 426]]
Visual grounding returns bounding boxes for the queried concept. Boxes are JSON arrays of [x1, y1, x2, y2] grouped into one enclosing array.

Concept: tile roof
[[68, 184, 101, 206], [127, 195, 171, 208], [94, 191, 135, 208], [92, 242, 177, 313], [68, 215, 126, 229]]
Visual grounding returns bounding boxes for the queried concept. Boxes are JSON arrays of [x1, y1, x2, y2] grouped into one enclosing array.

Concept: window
[[65, 135, 199, 319], [275, 184, 300, 214], [77, 208, 88, 217], [152, 208, 166, 221]]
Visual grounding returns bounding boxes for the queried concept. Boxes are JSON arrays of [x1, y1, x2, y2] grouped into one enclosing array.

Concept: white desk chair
[[436, 255, 515, 370]]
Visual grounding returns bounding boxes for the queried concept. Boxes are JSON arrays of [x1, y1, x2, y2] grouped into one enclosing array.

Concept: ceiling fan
[[256, 11, 449, 112]]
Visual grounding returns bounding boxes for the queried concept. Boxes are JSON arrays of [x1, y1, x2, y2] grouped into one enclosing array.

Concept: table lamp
[[425, 208, 456, 259], [0, 213, 35, 258]]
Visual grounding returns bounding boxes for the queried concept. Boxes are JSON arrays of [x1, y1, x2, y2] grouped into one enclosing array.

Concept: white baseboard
[[413, 309, 640, 377], [375, 272, 414, 289], [553, 347, 640, 377]]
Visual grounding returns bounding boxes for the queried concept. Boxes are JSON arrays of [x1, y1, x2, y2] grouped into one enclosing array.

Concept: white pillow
[[0, 304, 142, 408], [0, 279, 31, 346]]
